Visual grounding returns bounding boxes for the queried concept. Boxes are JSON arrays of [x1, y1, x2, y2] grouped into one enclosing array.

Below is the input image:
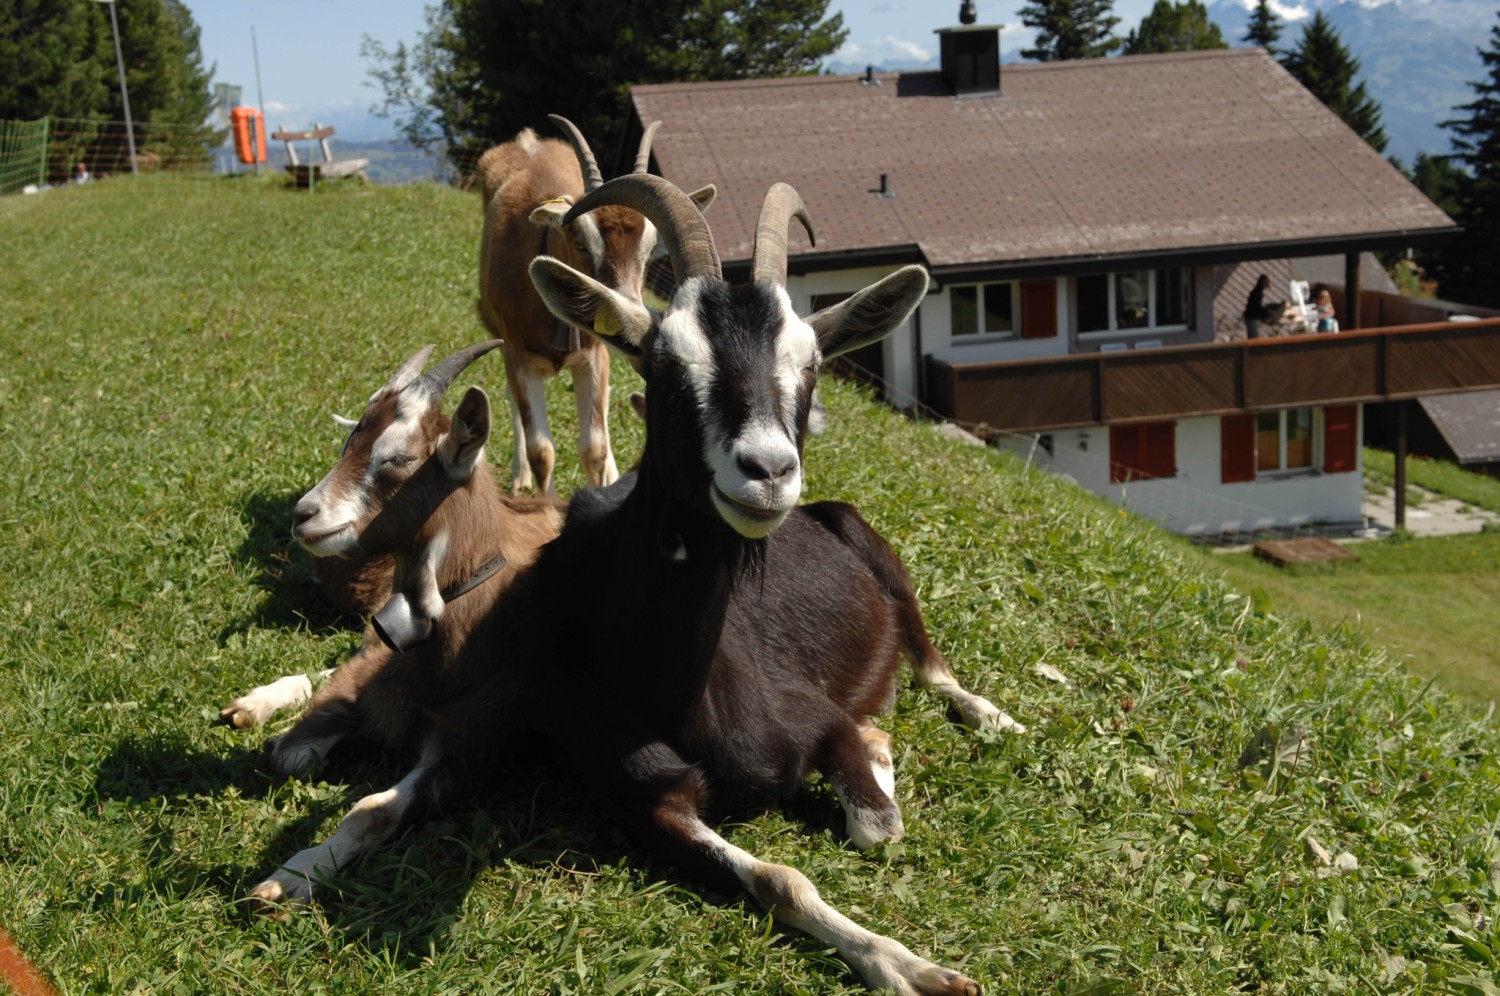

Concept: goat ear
[[687, 184, 716, 213], [628, 391, 647, 421], [439, 386, 491, 481], [808, 265, 930, 360], [527, 197, 574, 230], [529, 256, 654, 356]]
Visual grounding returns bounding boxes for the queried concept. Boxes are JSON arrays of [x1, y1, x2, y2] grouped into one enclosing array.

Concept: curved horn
[[420, 339, 503, 397], [387, 344, 436, 394], [633, 120, 661, 174], [749, 183, 815, 288], [565, 174, 721, 282], [548, 114, 603, 193]]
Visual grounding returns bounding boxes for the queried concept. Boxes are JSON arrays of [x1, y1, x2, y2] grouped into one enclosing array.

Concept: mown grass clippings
[[3, 178, 1500, 992]]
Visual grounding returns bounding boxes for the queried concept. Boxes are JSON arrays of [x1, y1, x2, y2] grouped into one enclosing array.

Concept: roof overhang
[[720, 227, 1462, 286]]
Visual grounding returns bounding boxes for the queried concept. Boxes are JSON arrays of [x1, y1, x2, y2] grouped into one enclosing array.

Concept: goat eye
[[384, 454, 417, 471], [650, 351, 675, 374]]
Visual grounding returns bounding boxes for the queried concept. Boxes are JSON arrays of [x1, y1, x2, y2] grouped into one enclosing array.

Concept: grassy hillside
[[3, 177, 1500, 993]]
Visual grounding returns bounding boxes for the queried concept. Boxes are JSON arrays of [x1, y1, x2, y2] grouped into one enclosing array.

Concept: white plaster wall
[[1001, 410, 1367, 536], [788, 267, 923, 407]]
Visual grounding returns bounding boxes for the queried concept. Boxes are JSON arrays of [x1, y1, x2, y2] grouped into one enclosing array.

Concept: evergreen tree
[[1280, 11, 1387, 154], [1242, 0, 1282, 54], [0, 0, 111, 121], [110, 0, 221, 166], [1018, 0, 1123, 62], [1433, 12, 1500, 306], [1122, 0, 1226, 55], [365, 0, 846, 170]]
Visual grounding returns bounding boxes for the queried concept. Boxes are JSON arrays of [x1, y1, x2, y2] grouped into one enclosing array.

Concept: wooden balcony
[[925, 318, 1500, 433]]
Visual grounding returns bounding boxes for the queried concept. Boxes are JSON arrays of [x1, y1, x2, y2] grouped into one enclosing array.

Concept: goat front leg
[[219, 668, 335, 729], [823, 719, 904, 849], [504, 354, 555, 495], [248, 737, 442, 913], [636, 759, 979, 996], [572, 339, 618, 487], [623, 742, 977, 995]]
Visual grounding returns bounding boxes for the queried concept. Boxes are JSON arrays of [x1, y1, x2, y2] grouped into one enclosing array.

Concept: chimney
[[935, 2, 1001, 98]]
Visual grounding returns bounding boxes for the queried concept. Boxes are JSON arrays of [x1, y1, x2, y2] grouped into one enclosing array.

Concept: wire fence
[[0, 117, 234, 194]]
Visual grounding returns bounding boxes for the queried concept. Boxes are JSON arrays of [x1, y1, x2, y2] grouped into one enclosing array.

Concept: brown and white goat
[[474, 115, 713, 495], [231, 342, 562, 909]]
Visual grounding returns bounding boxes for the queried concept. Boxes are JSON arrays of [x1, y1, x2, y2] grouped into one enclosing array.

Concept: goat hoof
[[246, 877, 306, 919], [219, 704, 258, 729]]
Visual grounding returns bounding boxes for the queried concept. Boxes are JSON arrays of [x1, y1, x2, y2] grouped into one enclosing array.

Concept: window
[[1256, 408, 1314, 473], [1222, 406, 1357, 484], [1109, 421, 1177, 483], [951, 283, 1016, 338], [1077, 268, 1192, 335]]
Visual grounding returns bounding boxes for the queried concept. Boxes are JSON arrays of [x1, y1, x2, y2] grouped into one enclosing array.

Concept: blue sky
[[195, 0, 1205, 134]]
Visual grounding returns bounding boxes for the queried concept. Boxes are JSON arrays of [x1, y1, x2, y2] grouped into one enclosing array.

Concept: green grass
[[1189, 533, 1500, 704], [5, 177, 1500, 993], [1365, 447, 1500, 515]]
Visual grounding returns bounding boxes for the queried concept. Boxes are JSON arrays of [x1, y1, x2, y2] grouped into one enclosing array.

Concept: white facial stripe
[[636, 223, 659, 270], [773, 289, 818, 430], [574, 212, 605, 269], [367, 395, 427, 480]]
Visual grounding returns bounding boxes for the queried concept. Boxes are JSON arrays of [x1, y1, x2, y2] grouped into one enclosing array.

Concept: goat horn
[[548, 114, 604, 193], [749, 183, 815, 288], [387, 344, 437, 394], [565, 174, 721, 283], [420, 339, 504, 397], [633, 120, 661, 174]]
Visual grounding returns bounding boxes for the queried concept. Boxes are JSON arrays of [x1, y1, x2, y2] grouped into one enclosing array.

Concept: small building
[[622, 15, 1500, 537]]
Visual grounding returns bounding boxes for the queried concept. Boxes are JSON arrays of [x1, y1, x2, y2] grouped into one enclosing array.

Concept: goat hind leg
[[910, 651, 1026, 735], [504, 357, 554, 494]]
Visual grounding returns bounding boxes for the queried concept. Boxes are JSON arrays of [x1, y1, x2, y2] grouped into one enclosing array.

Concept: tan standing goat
[[475, 115, 714, 494]]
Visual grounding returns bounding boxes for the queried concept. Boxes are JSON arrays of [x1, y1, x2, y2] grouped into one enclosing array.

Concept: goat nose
[[292, 500, 319, 528], [736, 451, 798, 483]]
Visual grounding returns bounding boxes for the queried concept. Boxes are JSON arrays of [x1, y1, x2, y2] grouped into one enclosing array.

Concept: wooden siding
[[926, 319, 1500, 433]]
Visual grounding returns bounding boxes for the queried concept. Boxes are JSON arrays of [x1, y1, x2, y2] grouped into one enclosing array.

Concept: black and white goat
[[517, 174, 1022, 994], [236, 341, 561, 906]]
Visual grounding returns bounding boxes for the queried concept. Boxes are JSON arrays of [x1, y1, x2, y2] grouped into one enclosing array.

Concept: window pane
[[1286, 408, 1314, 468], [1256, 412, 1281, 472], [1156, 268, 1188, 325], [951, 285, 977, 336], [1115, 271, 1149, 329], [1078, 274, 1109, 332], [983, 283, 1014, 334]]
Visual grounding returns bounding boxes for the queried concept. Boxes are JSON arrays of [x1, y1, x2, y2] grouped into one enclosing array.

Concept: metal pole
[[1394, 401, 1408, 531], [251, 25, 265, 175], [98, 0, 138, 175]]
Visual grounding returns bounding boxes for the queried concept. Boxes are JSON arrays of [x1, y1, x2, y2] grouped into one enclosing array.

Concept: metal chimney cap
[[960, 0, 978, 24]]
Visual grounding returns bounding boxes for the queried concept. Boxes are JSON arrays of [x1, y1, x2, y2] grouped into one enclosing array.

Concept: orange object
[[231, 106, 267, 165]]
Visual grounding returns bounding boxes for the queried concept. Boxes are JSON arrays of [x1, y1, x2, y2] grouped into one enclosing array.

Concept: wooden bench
[[270, 125, 369, 186]]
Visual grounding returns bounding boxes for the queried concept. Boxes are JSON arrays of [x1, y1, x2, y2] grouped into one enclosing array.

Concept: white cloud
[[885, 36, 932, 61]]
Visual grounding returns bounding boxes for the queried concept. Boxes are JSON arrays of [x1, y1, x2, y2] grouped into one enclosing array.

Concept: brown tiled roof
[[629, 49, 1456, 274]]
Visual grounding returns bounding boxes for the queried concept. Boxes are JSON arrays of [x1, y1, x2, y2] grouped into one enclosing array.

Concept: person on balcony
[[1314, 288, 1337, 333], [1243, 274, 1286, 339]]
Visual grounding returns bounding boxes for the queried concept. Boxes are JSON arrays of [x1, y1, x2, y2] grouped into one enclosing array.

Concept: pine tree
[[1433, 12, 1500, 306], [365, 0, 847, 168], [1280, 11, 1388, 154], [1242, 0, 1282, 54], [1122, 0, 1226, 56], [1018, 0, 1123, 62]]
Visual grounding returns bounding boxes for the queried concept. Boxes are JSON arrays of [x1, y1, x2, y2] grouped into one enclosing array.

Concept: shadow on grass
[[87, 728, 843, 972], [225, 488, 357, 638]]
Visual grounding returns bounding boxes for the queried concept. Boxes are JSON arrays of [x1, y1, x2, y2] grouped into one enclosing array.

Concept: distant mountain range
[[830, 0, 1493, 168]]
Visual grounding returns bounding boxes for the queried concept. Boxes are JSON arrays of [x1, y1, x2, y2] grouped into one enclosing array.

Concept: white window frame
[[1256, 407, 1321, 477], [1076, 268, 1192, 340], [949, 281, 1019, 344]]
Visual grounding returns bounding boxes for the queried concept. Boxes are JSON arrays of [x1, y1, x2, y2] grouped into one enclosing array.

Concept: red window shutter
[[1221, 414, 1256, 483], [1110, 425, 1139, 483], [1110, 421, 1176, 482], [1324, 404, 1358, 474], [1144, 421, 1177, 478], [1020, 280, 1057, 339]]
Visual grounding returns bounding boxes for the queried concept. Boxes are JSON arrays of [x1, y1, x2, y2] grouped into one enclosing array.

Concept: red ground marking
[[0, 927, 56, 996]]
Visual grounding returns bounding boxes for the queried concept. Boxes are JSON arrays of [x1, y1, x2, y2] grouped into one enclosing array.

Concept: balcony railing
[[926, 318, 1500, 433]]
